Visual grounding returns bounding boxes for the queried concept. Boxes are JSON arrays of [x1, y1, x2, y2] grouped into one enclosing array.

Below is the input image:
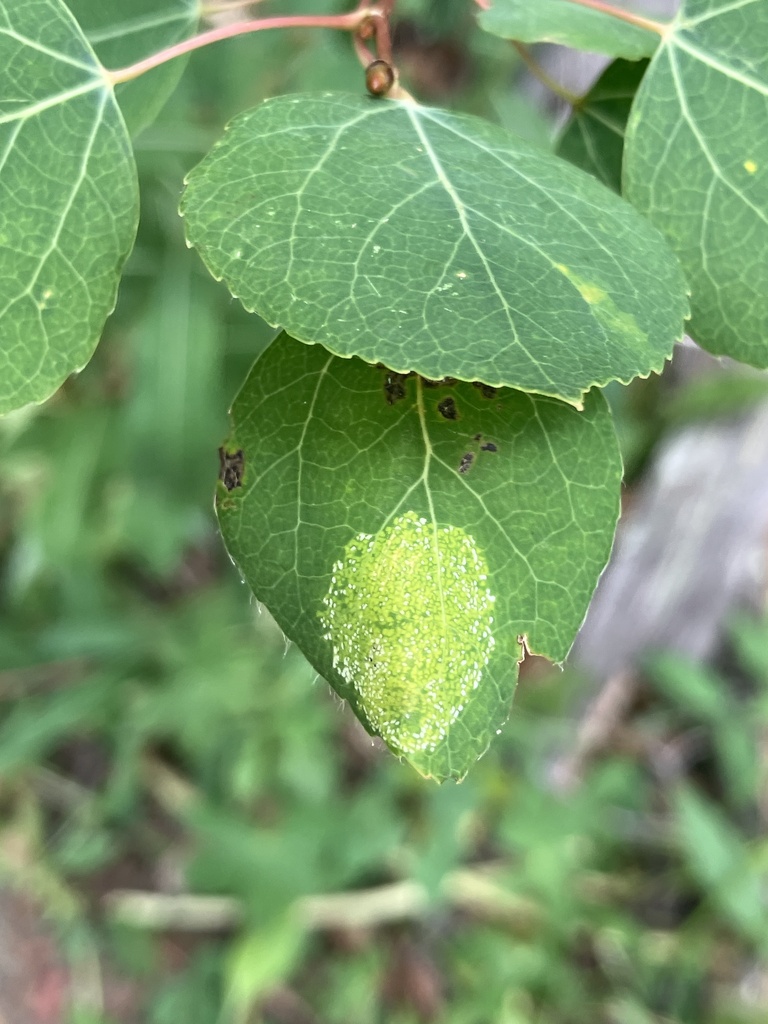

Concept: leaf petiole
[[106, 10, 374, 85], [561, 0, 668, 36], [512, 42, 583, 106]]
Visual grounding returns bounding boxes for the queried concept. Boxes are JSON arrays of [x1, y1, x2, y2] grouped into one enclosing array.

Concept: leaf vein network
[[405, 107, 554, 384], [0, 89, 108, 329], [683, 0, 764, 30], [671, 33, 768, 95], [415, 107, 645, 363], [667, 46, 768, 226], [0, 27, 95, 71], [284, 110, 374, 294]]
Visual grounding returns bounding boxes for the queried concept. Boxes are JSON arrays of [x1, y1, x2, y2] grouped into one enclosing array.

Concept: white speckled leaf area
[[321, 512, 496, 758], [217, 334, 622, 780]]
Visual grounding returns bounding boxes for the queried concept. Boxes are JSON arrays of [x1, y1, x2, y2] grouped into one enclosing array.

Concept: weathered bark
[[572, 397, 768, 681]]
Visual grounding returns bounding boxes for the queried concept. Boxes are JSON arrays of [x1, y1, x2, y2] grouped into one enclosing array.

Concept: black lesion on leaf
[[383, 370, 413, 405], [458, 452, 474, 474], [437, 396, 458, 420], [472, 432, 497, 452], [472, 381, 497, 399], [218, 447, 245, 491]]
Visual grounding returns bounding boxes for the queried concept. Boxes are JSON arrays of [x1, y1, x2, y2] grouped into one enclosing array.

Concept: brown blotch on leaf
[[481, 442, 498, 453], [437, 396, 458, 420], [472, 381, 498, 399], [219, 448, 245, 491], [458, 452, 474, 474]]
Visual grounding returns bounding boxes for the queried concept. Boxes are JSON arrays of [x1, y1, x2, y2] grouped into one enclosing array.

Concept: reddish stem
[[353, 30, 376, 69], [369, 10, 393, 65], [352, 2, 394, 67], [475, 0, 666, 35], [107, 10, 371, 84], [557, 0, 665, 35]]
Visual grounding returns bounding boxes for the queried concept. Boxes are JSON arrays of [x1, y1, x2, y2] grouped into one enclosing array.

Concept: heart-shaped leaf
[[558, 59, 649, 193], [216, 333, 622, 780], [181, 92, 688, 407], [624, 0, 768, 366], [67, 0, 199, 136], [0, 0, 139, 415], [478, 0, 660, 60]]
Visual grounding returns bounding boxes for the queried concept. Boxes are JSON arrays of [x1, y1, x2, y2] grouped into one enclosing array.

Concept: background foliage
[[1, 1, 767, 1022]]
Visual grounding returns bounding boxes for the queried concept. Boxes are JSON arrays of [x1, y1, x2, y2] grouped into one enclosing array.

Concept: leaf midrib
[[0, 78, 103, 126]]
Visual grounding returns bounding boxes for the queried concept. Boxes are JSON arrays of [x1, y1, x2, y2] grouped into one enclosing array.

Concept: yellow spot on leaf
[[744, 159, 757, 174], [320, 511, 496, 756]]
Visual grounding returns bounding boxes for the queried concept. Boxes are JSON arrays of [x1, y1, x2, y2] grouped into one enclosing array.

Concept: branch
[[104, 867, 541, 933], [104, 891, 244, 930], [549, 670, 639, 793]]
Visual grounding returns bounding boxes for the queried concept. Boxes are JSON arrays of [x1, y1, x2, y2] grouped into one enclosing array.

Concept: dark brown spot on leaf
[[384, 372, 411, 404], [458, 452, 474, 474], [422, 376, 457, 388], [481, 442, 498, 453], [219, 448, 244, 491], [472, 381, 497, 399], [437, 396, 458, 420]]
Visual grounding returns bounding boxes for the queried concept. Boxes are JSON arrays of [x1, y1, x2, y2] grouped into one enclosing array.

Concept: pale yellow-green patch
[[555, 262, 648, 351], [744, 159, 757, 174], [320, 511, 496, 756]]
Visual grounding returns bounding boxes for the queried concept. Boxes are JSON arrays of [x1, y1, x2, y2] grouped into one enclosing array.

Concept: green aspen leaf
[[0, 0, 138, 415], [478, 0, 660, 60], [67, 0, 200, 137], [181, 92, 688, 408], [216, 333, 622, 781], [558, 59, 649, 193], [624, 0, 768, 367]]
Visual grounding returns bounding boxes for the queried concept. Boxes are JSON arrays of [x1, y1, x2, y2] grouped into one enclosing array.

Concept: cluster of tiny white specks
[[320, 511, 496, 755]]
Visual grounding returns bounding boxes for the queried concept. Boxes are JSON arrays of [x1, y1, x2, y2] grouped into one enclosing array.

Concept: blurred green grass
[[1, 6, 767, 1023]]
